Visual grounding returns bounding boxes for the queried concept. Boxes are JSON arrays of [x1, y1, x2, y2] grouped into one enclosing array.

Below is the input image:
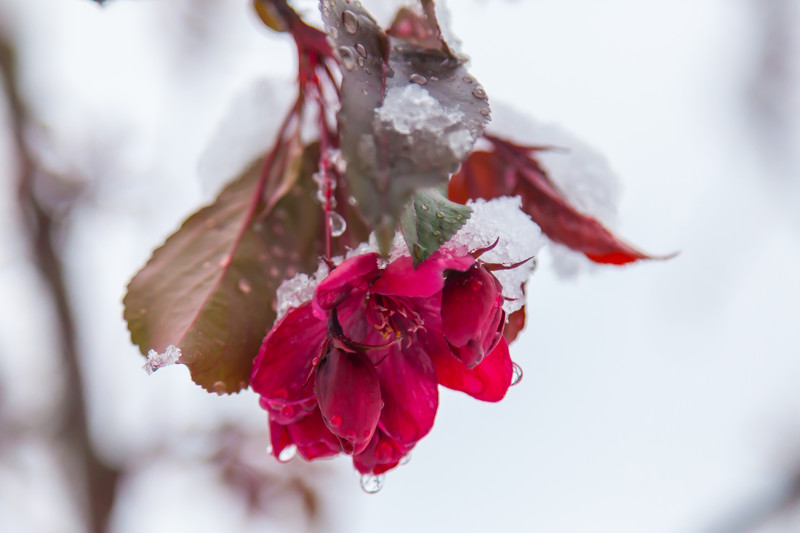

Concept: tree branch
[[1, 34, 120, 533]]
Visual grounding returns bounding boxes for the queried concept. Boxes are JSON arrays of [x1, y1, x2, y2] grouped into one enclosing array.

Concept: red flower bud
[[441, 264, 505, 369]]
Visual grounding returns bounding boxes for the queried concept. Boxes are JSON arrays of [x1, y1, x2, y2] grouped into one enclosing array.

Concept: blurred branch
[[0, 34, 120, 533], [703, 472, 800, 533]]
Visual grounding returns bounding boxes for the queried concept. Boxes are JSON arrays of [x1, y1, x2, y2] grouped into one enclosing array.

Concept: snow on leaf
[[321, 0, 489, 254], [124, 145, 324, 394], [144, 345, 181, 375]]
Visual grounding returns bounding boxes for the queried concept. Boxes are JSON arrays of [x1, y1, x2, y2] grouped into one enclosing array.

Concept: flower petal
[[374, 342, 439, 445], [371, 252, 473, 298], [441, 265, 501, 348], [315, 347, 382, 455], [313, 252, 380, 318], [250, 302, 325, 407], [353, 428, 413, 475], [269, 409, 342, 462], [430, 335, 513, 402]]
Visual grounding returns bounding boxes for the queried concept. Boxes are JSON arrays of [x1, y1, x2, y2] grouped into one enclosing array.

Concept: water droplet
[[329, 212, 347, 237], [435, 212, 444, 219], [329, 415, 342, 427], [511, 363, 523, 386], [355, 43, 367, 57], [342, 10, 358, 34], [480, 107, 490, 116], [238, 279, 251, 294], [472, 86, 487, 99], [218, 255, 231, 268], [360, 474, 385, 494], [348, 196, 358, 206], [462, 75, 473, 83], [278, 444, 297, 462], [212, 381, 226, 394], [409, 73, 427, 85], [357, 56, 365, 67], [362, 87, 368, 96], [338, 46, 356, 71], [364, 67, 371, 75], [420, 204, 429, 211]]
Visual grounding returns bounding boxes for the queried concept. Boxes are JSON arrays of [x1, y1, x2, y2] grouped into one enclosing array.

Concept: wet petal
[[353, 428, 413, 475], [286, 409, 342, 460], [442, 265, 501, 348], [430, 336, 513, 402], [313, 252, 380, 318], [315, 347, 382, 455], [251, 302, 326, 406], [375, 342, 439, 444], [372, 252, 473, 298]]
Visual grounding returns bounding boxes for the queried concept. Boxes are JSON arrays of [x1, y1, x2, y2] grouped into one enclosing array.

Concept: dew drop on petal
[[511, 363, 523, 386], [329, 212, 347, 237], [360, 474, 385, 494], [339, 46, 356, 71], [238, 279, 251, 294], [278, 444, 297, 462], [342, 10, 358, 34], [329, 415, 342, 427]]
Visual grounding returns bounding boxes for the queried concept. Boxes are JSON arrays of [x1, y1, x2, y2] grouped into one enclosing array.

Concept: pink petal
[[353, 428, 413, 475], [441, 265, 501, 348], [250, 302, 326, 407], [371, 252, 473, 298], [374, 342, 439, 445], [286, 409, 342, 460], [315, 347, 382, 455], [430, 336, 513, 402], [313, 252, 380, 318]]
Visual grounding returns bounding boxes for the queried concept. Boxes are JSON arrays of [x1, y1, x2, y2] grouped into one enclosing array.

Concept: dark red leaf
[[449, 137, 662, 265]]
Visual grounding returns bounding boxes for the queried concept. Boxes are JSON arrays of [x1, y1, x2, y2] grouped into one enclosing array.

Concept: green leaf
[[123, 144, 324, 394], [401, 187, 471, 265]]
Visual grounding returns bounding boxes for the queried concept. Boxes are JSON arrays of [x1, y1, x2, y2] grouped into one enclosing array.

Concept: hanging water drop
[[409, 73, 427, 85], [472, 86, 487, 99], [342, 10, 359, 34], [278, 445, 297, 462], [338, 47, 356, 71], [511, 363, 523, 386], [480, 107, 490, 116], [400, 453, 412, 466], [329, 212, 347, 237], [360, 474, 385, 494], [237, 279, 252, 294]]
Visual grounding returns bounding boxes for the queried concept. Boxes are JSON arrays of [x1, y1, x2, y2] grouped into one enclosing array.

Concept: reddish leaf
[[449, 137, 660, 265], [124, 145, 324, 394]]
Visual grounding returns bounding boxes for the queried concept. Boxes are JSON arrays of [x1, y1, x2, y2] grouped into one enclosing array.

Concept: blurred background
[[1, 0, 799, 532]]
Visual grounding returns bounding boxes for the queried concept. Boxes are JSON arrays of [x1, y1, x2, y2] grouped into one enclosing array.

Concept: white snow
[[143, 345, 182, 375], [375, 84, 467, 138], [274, 262, 330, 320], [445, 197, 545, 313]]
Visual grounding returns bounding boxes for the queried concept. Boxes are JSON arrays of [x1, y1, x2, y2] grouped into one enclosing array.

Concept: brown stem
[[1, 36, 120, 533]]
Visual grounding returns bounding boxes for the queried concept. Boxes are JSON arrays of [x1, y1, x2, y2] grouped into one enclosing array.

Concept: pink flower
[[251, 249, 515, 474]]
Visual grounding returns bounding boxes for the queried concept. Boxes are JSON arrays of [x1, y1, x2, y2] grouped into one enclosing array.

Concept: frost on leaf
[[321, 0, 490, 254], [144, 345, 181, 375]]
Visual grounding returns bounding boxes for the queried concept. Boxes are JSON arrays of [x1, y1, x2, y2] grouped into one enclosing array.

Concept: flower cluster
[[251, 242, 520, 475]]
